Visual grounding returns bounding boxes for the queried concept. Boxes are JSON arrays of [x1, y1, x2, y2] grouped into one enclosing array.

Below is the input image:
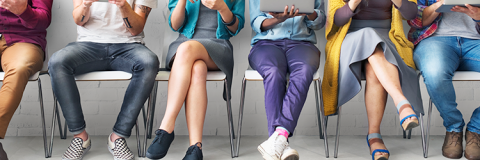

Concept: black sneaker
[[62, 137, 91, 160], [182, 143, 203, 160], [0, 142, 8, 160], [146, 129, 175, 159], [107, 134, 134, 160]]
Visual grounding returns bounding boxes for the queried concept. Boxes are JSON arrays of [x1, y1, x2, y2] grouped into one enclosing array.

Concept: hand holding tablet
[[260, 0, 315, 14], [435, 0, 480, 13]]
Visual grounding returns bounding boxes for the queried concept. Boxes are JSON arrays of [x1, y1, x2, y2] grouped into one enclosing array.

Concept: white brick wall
[[3, 0, 478, 137]]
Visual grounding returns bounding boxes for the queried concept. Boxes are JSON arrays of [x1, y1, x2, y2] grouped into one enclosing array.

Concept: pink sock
[[275, 127, 289, 138]]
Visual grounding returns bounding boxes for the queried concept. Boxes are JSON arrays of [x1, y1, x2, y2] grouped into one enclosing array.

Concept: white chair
[[143, 23, 237, 157], [235, 70, 329, 157], [0, 51, 49, 157], [423, 71, 480, 158], [48, 69, 154, 158], [331, 73, 427, 158]]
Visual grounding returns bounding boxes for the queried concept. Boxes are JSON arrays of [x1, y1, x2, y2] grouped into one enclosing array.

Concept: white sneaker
[[281, 146, 299, 160], [107, 134, 134, 160], [62, 137, 91, 160], [258, 132, 288, 160]]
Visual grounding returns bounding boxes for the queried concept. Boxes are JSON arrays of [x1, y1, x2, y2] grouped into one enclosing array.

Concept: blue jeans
[[414, 36, 480, 134], [49, 42, 159, 138]]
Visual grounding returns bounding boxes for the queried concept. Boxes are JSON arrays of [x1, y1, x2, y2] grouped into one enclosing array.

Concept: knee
[[3, 63, 33, 76], [48, 51, 68, 73], [421, 67, 451, 89], [262, 66, 287, 82], [135, 53, 159, 72], [175, 41, 199, 62], [191, 60, 208, 82]]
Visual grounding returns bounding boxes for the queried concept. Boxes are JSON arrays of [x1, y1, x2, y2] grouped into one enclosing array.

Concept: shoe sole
[[442, 151, 462, 159], [258, 144, 280, 160], [403, 121, 419, 131], [108, 146, 134, 160], [281, 149, 299, 160], [62, 145, 91, 160], [465, 152, 480, 160], [146, 152, 167, 160]]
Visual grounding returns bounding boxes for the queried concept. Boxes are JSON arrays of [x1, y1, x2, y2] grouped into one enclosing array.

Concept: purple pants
[[249, 39, 320, 136]]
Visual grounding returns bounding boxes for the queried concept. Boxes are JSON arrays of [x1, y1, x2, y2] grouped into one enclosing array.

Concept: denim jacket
[[249, 0, 326, 45], [168, 0, 245, 40]]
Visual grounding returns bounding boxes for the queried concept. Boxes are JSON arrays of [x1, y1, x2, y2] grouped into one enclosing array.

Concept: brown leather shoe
[[442, 131, 463, 159], [0, 142, 8, 160], [465, 131, 480, 160]]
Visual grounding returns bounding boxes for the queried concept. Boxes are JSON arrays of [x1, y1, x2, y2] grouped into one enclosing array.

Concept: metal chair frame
[[146, 70, 237, 158], [235, 70, 329, 158], [331, 74, 427, 158], [48, 71, 154, 158], [423, 71, 480, 158]]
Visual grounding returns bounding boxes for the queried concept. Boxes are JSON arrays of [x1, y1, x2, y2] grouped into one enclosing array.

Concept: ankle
[[74, 130, 88, 141], [275, 127, 290, 139], [110, 133, 122, 142]]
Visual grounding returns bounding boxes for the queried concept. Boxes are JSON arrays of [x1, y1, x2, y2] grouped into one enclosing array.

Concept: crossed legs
[[364, 45, 417, 156], [159, 40, 218, 146]]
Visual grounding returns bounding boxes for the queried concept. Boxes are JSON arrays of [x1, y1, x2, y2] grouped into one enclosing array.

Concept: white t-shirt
[[77, 0, 157, 43]]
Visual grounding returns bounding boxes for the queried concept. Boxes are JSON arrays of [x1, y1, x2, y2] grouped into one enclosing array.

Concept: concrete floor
[[0, 135, 470, 160]]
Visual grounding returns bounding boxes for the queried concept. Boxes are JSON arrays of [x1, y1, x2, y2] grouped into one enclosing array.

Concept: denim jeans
[[49, 42, 159, 138], [249, 39, 320, 136], [414, 36, 480, 134]]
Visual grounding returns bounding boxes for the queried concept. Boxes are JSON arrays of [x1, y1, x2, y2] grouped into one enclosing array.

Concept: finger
[[283, 5, 288, 15], [465, 4, 479, 12], [452, 6, 469, 13], [290, 5, 295, 16], [294, 9, 299, 16]]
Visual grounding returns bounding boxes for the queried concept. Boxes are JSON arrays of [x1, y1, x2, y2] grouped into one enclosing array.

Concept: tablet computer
[[97, 0, 109, 2], [436, 0, 480, 12], [259, 0, 315, 14]]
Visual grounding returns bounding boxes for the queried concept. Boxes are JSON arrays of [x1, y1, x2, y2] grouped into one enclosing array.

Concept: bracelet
[[222, 13, 237, 26], [473, 18, 480, 23]]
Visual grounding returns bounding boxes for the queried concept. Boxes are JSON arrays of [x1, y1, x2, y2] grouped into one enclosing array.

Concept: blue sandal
[[367, 133, 389, 160], [397, 100, 419, 131]]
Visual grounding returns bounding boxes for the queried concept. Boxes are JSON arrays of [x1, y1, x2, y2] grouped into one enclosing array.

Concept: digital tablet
[[436, 0, 480, 12], [259, 0, 315, 14], [97, 0, 109, 2]]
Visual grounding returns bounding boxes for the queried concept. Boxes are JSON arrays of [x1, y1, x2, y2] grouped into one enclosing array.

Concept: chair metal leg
[[148, 81, 158, 139], [224, 79, 236, 158], [38, 79, 49, 158], [420, 114, 427, 158], [135, 121, 142, 157], [56, 107, 66, 139], [143, 87, 154, 158], [235, 78, 247, 157], [334, 106, 342, 158], [425, 98, 433, 158], [318, 80, 329, 158], [49, 96, 59, 157], [314, 80, 323, 140]]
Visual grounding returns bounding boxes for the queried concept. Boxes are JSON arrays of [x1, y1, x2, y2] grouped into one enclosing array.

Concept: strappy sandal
[[397, 100, 419, 131], [367, 133, 389, 160]]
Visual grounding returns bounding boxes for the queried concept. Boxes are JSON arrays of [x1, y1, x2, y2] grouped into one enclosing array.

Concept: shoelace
[[274, 137, 287, 158], [449, 132, 462, 146], [467, 132, 480, 147]]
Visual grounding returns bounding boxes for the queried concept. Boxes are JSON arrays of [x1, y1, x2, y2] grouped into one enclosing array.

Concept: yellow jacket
[[322, 0, 417, 116]]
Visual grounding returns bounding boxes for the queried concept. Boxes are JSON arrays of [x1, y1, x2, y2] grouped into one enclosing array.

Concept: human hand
[[108, 0, 127, 8], [451, 4, 480, 21], [201, 0, 227, 11], [432, 0, 444, 12], [269, 5, 305, 23], [82, 0, 99, 8], [348, 0, 362, 11], [187, 0, 198, 4], [0, 0, 29, 15]]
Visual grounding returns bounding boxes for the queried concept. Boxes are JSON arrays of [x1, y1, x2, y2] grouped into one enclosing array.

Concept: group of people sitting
[[0, 0, 479, 160]]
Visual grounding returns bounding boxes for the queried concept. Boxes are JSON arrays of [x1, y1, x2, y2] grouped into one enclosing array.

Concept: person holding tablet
[[249, 0, 325, 159], [0, 0, 53, 159], [325, 0, 420, 160], [145, 0, 244, 159], [408, 0, 480, 159], [49, 0, 158, 159]]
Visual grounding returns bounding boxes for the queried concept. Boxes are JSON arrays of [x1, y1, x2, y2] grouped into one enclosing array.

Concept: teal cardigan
[[168, 0, 245, 40]]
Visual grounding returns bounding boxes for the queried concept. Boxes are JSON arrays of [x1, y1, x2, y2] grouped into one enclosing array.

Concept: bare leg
[[365, 61, 388, 156], [367, 46, 416, 122], [185, 60, 208, 146], [159, 40, 218, 133]]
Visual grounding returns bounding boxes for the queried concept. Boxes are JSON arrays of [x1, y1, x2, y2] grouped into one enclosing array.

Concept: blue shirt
[[168, 0, 245, 40], [249, 0, 326, 45]]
